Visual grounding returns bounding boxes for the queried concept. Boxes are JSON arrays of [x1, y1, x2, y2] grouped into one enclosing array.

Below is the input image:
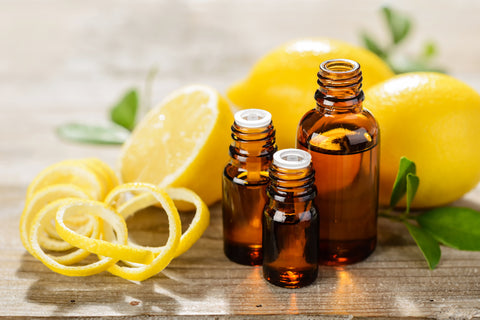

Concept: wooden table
[[2, 0, 480, 318]]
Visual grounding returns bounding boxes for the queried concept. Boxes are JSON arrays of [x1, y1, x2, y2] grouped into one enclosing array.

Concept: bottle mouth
[[273, 149, 311, 169], [315, 58, 364, 108], [320, 59, 360, 75], [234, 109, 272, 128]]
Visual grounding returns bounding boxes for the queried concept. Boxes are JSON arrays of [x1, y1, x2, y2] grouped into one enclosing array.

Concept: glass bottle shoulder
[[297, 106, 379, 154], [264, 205, 317, 224], [223, 163, 270, 185]]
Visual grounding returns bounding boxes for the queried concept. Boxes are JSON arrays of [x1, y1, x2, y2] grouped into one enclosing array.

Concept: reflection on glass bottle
[[297, 59, 380, 265], [222, 109, 277, 265], [263, 149, 318, 288]]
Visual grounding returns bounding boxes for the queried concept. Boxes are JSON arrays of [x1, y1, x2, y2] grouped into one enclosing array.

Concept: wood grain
[[1, 0, 480, 318], [4, 203, 480, 318]]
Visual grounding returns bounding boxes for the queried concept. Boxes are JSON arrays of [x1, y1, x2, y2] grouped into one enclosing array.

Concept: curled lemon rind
[[29, 199, 117, 276], [22, 159, 208, 281], [55, 199, 154, 265], [104, 183, 182, 281]]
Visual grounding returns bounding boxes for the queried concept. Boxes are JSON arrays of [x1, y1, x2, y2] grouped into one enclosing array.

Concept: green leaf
[[382, 6, 412, 44], [390, 57, 446, 74], [360, 32, 387, 59], [422, 41, 437, 59], [56, 123, 130, 145], [404, 222, 441, 269], [405, 173, 419, 214], [110, 89, 139, 131], [390, 156, 416, 208], [417, 207, 480, 251]]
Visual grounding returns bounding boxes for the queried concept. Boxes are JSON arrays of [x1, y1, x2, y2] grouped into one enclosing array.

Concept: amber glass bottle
[[297, 58, 379, 266], [263, 149, 318, 288], [222, 109, 277, 265]]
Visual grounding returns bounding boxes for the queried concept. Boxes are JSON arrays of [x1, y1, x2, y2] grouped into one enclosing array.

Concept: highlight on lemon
[[119, 85, 234, 207], [227, 38, 394, 149], [364, 72, 480, 208], [20, 158, 209, 281]]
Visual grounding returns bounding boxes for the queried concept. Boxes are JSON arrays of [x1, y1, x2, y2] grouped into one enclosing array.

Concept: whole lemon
[[227, 38, 394, 148], [364, 72, 480, 208]]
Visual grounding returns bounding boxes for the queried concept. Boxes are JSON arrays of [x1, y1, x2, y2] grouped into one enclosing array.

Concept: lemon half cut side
[[119, 85, 233, 206]]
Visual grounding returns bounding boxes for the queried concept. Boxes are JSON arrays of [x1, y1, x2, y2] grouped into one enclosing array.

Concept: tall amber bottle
[[222, 109, 277, 265], [263, 149, 318, 288], [297, 58, 379, 265]]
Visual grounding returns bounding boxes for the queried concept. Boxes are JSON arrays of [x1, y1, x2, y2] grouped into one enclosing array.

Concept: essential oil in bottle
[[222, 109, 277, 265], [297, 58, 380, 266], [263, 149, 318, 288]]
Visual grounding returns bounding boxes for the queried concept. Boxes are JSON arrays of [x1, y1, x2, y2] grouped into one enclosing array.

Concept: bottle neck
[[315, 59, 364, 113], [267, 164, 316, 204], [228, 122, 276, 182], [229, 122, 276, 161]]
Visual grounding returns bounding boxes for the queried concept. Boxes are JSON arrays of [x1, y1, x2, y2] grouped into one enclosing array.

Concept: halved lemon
[[119, 85, 233, 206]]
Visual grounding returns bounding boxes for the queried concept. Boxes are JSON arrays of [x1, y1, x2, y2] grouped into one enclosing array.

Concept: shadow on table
[[15, 202, 216, 317], [15, 203, 224, 317], [16, 251, 204, 316]]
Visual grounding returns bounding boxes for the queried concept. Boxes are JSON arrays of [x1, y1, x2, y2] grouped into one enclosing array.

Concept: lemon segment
[[119, 85, 233, 206]]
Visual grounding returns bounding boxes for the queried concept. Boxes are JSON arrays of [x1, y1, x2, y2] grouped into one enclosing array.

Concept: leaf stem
[[379, 209, 416, 223], [379, 211, 404, 222]]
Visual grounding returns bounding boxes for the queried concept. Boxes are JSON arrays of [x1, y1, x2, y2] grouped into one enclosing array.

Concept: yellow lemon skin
[[120, 85, 234, 206], [227, 38, 394, 149], [364, 72, 480, 208]]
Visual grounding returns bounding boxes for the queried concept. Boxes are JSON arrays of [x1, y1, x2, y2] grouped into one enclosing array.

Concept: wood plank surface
[[1, 0, 480, 318]]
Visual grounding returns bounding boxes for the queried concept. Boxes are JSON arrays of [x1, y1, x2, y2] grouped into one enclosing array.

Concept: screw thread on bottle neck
[[315, 59, 364, 110], [229, 109, 276, 159], [229, 109, 277, 182], [268, 149, 316, 201], [231, 122, 276, 144]]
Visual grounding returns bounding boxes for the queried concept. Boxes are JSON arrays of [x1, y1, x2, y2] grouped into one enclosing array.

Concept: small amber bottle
[[263, 149, 318, 288], [297, 59, 379, 265], [222, 109, 277, 265]]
